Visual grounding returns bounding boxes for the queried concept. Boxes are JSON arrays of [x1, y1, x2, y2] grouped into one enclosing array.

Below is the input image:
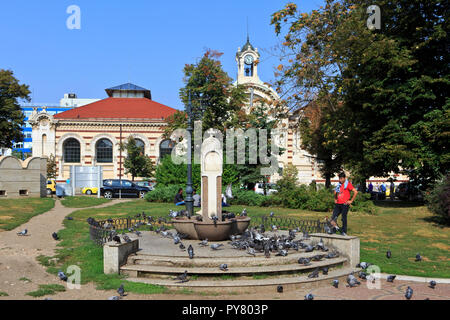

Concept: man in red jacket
[[331, 172, 358, 236]]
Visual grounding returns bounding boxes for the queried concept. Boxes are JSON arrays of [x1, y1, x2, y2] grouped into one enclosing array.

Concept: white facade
[[60, 93, 100, 108]]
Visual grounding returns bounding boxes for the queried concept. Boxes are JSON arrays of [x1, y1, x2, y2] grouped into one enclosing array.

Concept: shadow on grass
[[420, 215, 450, 229], [373, 200, 424, 208]]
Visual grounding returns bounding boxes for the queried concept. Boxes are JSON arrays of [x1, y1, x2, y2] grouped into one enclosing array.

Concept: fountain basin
[[230, 217, 251, 235], [171, 216, 200, 239], [193, 219, 233, 241]]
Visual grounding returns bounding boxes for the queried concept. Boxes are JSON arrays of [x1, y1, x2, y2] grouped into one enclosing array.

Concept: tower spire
[[246, 16, 249, 42]]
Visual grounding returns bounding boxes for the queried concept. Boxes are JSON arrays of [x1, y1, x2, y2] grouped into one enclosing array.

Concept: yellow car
[[46, 180, 56, 195], [82, 187, 98, 195]]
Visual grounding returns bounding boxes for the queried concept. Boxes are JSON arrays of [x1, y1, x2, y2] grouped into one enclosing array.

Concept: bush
[[145, 184, 184, 203], [426, 174, 450, 223], [350, 192, 377, 214], [228, 186, 266, 207]]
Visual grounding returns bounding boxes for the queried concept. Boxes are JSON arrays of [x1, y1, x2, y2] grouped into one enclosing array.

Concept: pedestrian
[[331, 172, 358, 236], [193, 190, 201, 207], [390, 181, 395, 200]]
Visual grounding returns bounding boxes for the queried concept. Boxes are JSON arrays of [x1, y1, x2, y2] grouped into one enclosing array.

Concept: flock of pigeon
[[17, 209, 440, 300]]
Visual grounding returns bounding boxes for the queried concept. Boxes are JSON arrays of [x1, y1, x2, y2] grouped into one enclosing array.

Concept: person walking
[[390, 181, 395, 200], [331, 172, 358, 236]]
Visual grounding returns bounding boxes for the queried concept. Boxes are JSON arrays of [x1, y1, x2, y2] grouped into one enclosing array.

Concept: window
[[135, 139, 145, 154], [96, 138, 113, 163], [63, 138, 80, 163], [122, 180, 132, 187], [159, 139, 174, 159]]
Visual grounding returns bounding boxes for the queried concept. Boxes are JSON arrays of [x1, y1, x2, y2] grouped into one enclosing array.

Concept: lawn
[[39, 199, 449, 296], [60, 196, 111, 208], [0, 197, 55, 231]]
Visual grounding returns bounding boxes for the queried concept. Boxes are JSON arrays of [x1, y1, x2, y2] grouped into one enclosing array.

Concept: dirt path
[[0, 199, 448, 300]]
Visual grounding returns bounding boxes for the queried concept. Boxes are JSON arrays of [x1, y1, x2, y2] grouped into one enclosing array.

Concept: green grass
[[0, 197, 55, 231], [60, 196, 111, 208], [38, 198, 449, 298], [25, 284, 66, 297], [0, 291, 8, 297]]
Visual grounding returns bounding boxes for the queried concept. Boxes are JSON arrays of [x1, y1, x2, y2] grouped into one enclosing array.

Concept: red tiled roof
[[54, 97, 177, 120]]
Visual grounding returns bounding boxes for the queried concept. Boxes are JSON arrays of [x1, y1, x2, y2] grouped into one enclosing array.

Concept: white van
[[254, 183, 278, 195]]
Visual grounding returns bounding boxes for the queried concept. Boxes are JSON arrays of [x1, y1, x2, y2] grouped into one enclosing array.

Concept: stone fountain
[[172, 134, 250, 240]]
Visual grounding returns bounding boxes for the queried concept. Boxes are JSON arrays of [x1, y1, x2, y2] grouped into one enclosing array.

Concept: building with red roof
[[29, 83, 178, 182]]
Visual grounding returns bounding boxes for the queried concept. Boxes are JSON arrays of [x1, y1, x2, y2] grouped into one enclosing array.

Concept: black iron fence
[[88, 214, 325, 246]]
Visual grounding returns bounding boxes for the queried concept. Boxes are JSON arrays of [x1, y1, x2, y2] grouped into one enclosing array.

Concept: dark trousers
[[331, 203, 350, 233]]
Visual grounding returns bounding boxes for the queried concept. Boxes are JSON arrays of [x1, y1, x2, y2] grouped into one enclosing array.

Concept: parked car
[[100, 179, 149, 199], [395, 182, 424, 201], [46, 179, 56, 195], [134, 181, 154, 191], [82, 187, 98, 195], [255, 183, 278, 195]]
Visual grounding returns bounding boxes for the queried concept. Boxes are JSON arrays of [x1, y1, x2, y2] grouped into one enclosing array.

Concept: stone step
[[120, 257, 347, 277], [125, 267, 360, 293], [128, 250, 339, 268]]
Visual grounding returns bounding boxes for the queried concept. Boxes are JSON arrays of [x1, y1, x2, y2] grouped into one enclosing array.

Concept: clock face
[[244, 55, 253, 65]]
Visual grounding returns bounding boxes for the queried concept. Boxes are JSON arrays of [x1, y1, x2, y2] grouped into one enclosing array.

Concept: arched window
[[63, 138, 80, 163], [135, 138, 145, 155], [96, 138, 113, 163], [159, 139, 175, 159]]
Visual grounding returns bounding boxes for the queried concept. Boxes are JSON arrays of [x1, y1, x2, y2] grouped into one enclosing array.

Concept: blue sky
[[1, 0, 324, 110]]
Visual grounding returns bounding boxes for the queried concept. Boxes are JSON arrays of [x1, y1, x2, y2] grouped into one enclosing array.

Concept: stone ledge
[[103, 239, 139, 274], [311, 233, 360, 268]]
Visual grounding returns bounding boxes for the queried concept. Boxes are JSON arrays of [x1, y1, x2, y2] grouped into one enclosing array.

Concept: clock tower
[[236, 35, 260, 84]]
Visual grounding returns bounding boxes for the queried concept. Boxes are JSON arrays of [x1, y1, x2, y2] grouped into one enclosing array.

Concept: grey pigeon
[[326, 251, 339, 259], [219, 264, 228, 271], [305, 245, 314, 252], [308, 268, 320, 278], [271, 225, 278, 232], [429, 280, 436, 289], [52, 232, 59, 240], [357, 262, 371, 269], [188, 245, 194, 259], [199, 239, 208, 246], [58, 270, 67, 281], [298, 257, 311, 265], [179, 243, 185, 250], [117, 284, 125, 296], [332, 279, 339, 288], [264, 243, 271, 258], [415, 253, 422, 262], [108, 296, 120, 300], [210, 243, 224, 250], [247, 247, 256, 256], [386, 249, 392, 259], [322, 267, 329, 275], [175, 270, 189, 283], [113, 235, 121, 243], [405, 286, 413, 300], [304, 293, 314, 300], [241, 208, 247, 216], [347, 274, 361, 287], [276, 249, 288, 257], [387, 275, 396, 283], [277, 285, 283, 293], [270, 211, 275, 217], [312, 254, 324, 261], [122, 235, 131, 243], [173, 236, 181, 245], [135, 230, 141, 237], [17, 229, 28, 236], [358, 271, 367, 280]]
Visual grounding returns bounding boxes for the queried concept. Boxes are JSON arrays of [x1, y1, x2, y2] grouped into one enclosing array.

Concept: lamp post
[[185, 92, 194, 218]]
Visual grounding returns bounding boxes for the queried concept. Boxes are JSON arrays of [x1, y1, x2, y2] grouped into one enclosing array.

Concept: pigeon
[[173, 236, 181, 245], [386, 249, 392, 259], [219, 264, 228, 271], [275, 249, 288, 257], [415, 253, 422, 262], [387, 275, 396, 283], [17, 229, 28, 236], [298, 257, 311, 265], [357, 262, 371, 269], [112, 235, 121, 244], [117, 284, 125, 296], [429, 280, 436, 289], [277, 285, 283, 293], [264, 243, 271, 258], [332, 279, 339, 288], [405, 286, 413, 300], [302, 231, 310, 239], [241, 208, 247, 216], [304, 293, 314, 300], [347, 274, 361, 287], [135, 230, 141, 237], [312, 254, 324, 261], [247, 247, 256, 256], [322, 267, 329, 275], [175, 270, 189, 283], [179, 243, 186, 250], [316, 238, 325, 250], [212, 216, 218, 226], [260, 224, 266, 234], [122, 235, 131, 243], [108, 296, 120, 300], [271, 225, 278, 232], [270, 211, 275, 217], [358, 271, 367, 280], [308, 268, 320, 278], [58, 270, 68, 281], [188, 245, 194, 259], [52, 232, 59, 240], [305, 245, 314, 252], [210, 243, 224, 250], [326, 251, 339, 259], [199, 239, 208, 246]]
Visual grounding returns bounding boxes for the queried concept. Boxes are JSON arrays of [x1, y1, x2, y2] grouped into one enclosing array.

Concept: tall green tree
[[123, 136, 155, 181], [0, 69, 30, 148]]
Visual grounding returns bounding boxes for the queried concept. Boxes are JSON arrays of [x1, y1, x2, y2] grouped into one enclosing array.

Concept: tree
[[0, 69, 30, 148], [47, 154, 57, 179], [123, 136, 155, 181], [271, 1, 449, 190]]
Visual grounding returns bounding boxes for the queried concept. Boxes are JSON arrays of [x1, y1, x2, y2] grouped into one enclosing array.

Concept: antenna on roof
[[246, 16, 249, 42]]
